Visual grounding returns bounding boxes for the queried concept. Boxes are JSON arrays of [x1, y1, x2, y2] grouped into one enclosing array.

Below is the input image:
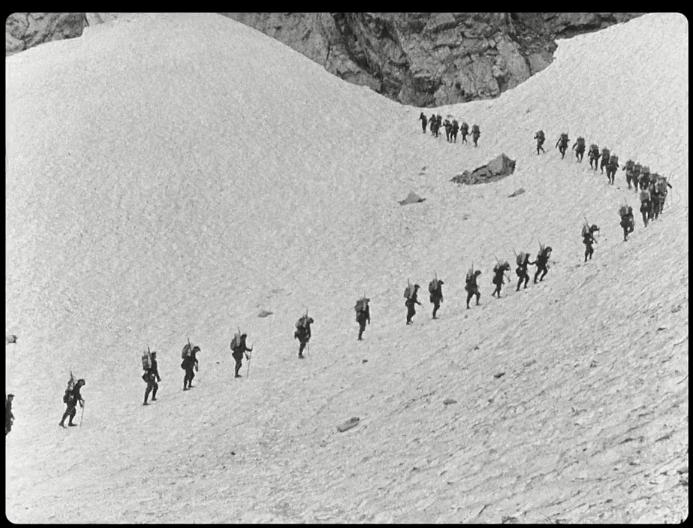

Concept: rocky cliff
[[6, 12, 640, 106]]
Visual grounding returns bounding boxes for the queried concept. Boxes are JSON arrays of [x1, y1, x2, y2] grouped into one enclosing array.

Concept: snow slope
[[5, 12, 688, 523]]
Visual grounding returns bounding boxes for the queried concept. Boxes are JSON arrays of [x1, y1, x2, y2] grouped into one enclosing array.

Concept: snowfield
[[5, 12, 688, 523]]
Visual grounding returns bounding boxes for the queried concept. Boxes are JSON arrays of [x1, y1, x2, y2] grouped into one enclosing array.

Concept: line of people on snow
[[419, 113, 481, 146], [10, 122, 676, 434], [394, 245, 553, 328], [538, 130, 674, 241]]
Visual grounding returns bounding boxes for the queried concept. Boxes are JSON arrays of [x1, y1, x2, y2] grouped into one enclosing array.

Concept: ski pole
[[246, 356, 251, 378]]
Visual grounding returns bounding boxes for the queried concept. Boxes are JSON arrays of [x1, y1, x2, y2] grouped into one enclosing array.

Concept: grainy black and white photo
[[5, 12, 688, 523]]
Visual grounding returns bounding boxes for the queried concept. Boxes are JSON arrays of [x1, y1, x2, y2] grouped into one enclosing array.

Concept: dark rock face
[[451, 153, 516, 185], [224, 12, 640, 106], [6, 12, 639, 105], [6, 13, 88, 55]]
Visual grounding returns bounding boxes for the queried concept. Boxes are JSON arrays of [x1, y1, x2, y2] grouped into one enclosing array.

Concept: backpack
[[62, 390, 69, 404], [403, 284, 415, 299], [231, 333, 242, 349], [610, 155, 619, 165], [577, 137, 585, 145], [581, 223, 590, 237], [602, 148, 610, 158], [536, 130, 545, 139], [354, 298, 368, 313], [516, 252, 526, 266], [428, 279, 440, 295], [181, 343, 192, 360], [642, 166, 650, 175], [296, 315, 311, 329], [142, 351, 151, 370], [656, 179, 667, 193], [625, 160, 635, 169], [618, 205, 629, 217], [472, 124, 480, 133]]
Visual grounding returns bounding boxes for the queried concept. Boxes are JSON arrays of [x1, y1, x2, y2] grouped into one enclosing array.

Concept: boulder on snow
[[337, 417, 360, 432], [451, 153, 516, 185], [257, 309, 273, 318], [398, 191, 426, 205], [508, 187, 525, 197], [443, 398, 457, 405], [6, 334, 17, 344]]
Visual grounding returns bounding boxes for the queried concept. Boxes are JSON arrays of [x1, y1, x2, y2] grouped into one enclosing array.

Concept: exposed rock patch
[[451, 153, 516, 185]]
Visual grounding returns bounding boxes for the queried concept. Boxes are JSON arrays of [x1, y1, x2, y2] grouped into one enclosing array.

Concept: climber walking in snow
[[404, 283, 421, 325], [515, 252, 534, 291], [465, 269, 482, 309], [588, 144, 601, 170], [534, 130, 546, 154], [555, 133, 569, 159], [294, 314, 314, 359], [572, 136, 586, 162], [460, 122, 470, 143], [600, 147, 610, 175], [533, 246, 552, 283], [471, 124, 481, 147], [230, 333, 252, 377], [59, 378, 85, 428], [618, 205, 635, 241], [355, 297, 371, 340], [142, 350, 161, 405], [419, 112, 428, 133], [181, 343, 200, 390], [428, 277, 444, 319], [491, 261, 511, 298], [582, 224, 599, 262]]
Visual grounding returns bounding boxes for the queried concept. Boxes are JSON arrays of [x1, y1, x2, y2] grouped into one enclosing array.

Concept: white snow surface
[[5, 12, 688, 523]]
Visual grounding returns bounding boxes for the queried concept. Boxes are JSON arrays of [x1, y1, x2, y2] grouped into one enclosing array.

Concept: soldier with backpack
[[533, 246, 552, 283], [465, 269, 482, 309], [355, 297, 371, 340], [59, 378, 85, 428], [181, 343, 200, 390], [619, 205, 635, 241], [572, 137, 586, 162], [230, 333, 252, 377], [639, 166, 651, 190], [534, 130, 546, 154], [419, 112, 428, 133], [491, 261, 511, 298], [606, 155, 620, 185], [555, 133, 569, 159], [460, 122, 469, 143], [5, 394, 15, 436], [294, 314, 314, 359], [471, 124, 481, 147], [428, 277, 444, 319], [632, 162, 642, 191], [451, 120, 459, 142], [600, 148, 610, 175], [582, 225, 599, 262], [623, 160, 636, 189], [142, 350, 161, 405], [429, 114, 436, 135], [443, 119, 452, 142], [404, 283, 422, 325], [639, 187, 652, 227], [515, 252, 534, 291], [588, 144, 601, 170]]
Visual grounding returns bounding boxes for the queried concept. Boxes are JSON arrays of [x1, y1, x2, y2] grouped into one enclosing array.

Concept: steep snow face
[[6, 13, 687, 523]]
